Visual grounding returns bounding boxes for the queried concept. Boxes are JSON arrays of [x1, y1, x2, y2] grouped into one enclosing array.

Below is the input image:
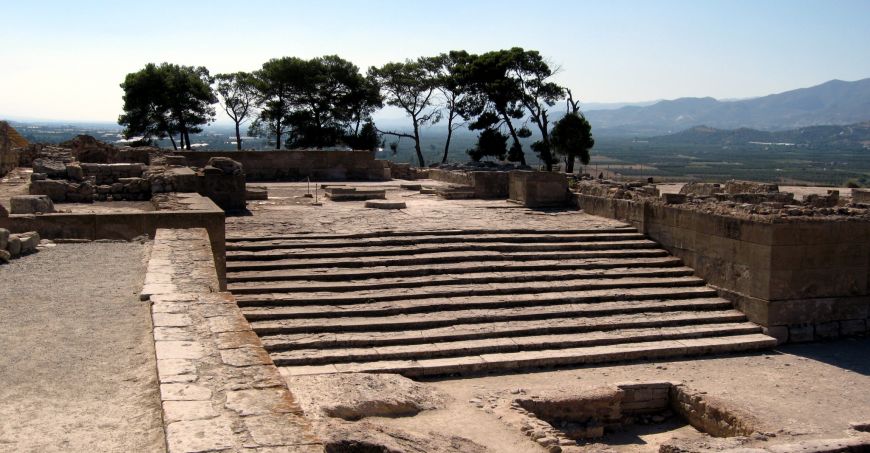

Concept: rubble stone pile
[[576, 179, 870, 220]]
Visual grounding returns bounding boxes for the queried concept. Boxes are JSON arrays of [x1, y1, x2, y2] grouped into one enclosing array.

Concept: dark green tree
[[251, 57, 299, 149], [119, 63, 217, 150], [467, 127, 508, 162], [215, 72, 258, 150], [369, 59, 440, 167], [551, 90, 594, 174]]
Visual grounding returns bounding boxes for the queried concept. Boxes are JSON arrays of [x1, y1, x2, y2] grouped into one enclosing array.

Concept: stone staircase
[[225, 227, 776, 377]]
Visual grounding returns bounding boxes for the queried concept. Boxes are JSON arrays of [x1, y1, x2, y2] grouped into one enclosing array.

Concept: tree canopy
[[215, 72, 259, 150], [119, 63, 217, 150]]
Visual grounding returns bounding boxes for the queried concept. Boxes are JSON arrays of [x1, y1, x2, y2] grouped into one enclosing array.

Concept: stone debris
[[364, 200, 407, 209], [9, 195, 55, 214], [576, 179, 870, 221], [0, 228, 40, 263]]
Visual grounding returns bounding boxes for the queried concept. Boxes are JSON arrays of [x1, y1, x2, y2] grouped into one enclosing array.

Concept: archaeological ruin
[[1, 124, 868, 453]]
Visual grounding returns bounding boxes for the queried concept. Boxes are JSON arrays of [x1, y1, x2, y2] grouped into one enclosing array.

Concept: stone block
[[163, 401, 218, 423], [155, 341, 204, 360], [788, 324, 814, 343], [813, 321, 840, 339], [6, 236, 21, 257], [225, 388, 300, 416], [839, 319, 867, 336], [662, 193, 687, 204], [508, 171, 569, 208], [0, 202, 8, 218], [165, 418, 234, 453], [0, 228, 8, 250], [29, 179, 70, 202], [14, 232, 40, 254], [762, 326, 789, 344], [160, 383, 213, 401], [10, 194, 55, 214]]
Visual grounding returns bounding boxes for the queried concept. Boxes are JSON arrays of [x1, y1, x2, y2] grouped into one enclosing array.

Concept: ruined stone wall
[[0, 121, 26, 176], [575, 193, 870, 342], [175, 150, 389, 181], [428, 169, 511, 199]]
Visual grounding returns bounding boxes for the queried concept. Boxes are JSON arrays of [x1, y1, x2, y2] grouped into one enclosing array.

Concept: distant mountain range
[[647, 122, 870, 149], [585, 78, 870, 136]]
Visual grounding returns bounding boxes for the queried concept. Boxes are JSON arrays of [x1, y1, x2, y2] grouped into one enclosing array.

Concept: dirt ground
[[289, 338, 870, 452], [0, 242, 165, 453]]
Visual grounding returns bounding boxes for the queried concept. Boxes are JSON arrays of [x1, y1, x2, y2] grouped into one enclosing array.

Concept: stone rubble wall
[[0, 228, 40, 263], [574, 184, 870, 343], [143, 228, 322, 453], [176, 150, 389, 182]]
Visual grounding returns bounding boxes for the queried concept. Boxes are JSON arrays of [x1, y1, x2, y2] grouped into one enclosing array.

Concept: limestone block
[[10, 195, 55, 214], [28, 180, 69, 202], [66, 163, 84, 181], [813, 321, 840, 339], [32, 158, 68, 179], [206, 156, 244, 175], [14, 232, 40, 254], [0, 228, 8, 249], [0, 249, 10, 263], [7, 236, 21, 257], [508, 171, 569, 208], [852, 188, 870, 204], [788, 324, 814, 343]]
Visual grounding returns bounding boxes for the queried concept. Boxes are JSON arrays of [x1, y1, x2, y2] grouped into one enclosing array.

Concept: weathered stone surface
[[165, 418, 235, 453], [155, 341, 204, 360], [0, 249, 10, 263], [6, 236, 21, 257], [160, 383, 213, 401], [364, 200, 406, 209], [0, 228, 8, 250], [163, 400, 218, 423], [220, 347, 273, 367], [10, 194, 55, 214], [244, 414, 320, 447], [225, 388, 300, 416], [0, 202, 8, 218]]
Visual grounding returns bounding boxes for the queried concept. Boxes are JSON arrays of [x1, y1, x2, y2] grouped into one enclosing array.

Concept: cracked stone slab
[[225, 388, 302, 416], [215, 330, 263, 350], [161, 383, 213, 401], [243, 414, 321, 447], [163, 401, 219, 423], [165, 417, 235, 453], [220, 347, 273, 367], [155, 341, 205, 360], [155, 327, 196, 341], [153, 313, 193, 327], [208, 313, 251, 333], [223, 365, 286, 390]]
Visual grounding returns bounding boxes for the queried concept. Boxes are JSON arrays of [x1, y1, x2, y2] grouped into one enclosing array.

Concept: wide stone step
[[226, 232, 646, 251], [279, 334, 778, 377], [260, 311, 752, 350], [226, 227, 637, 242], [226, 249, 672, 271], [236, 284, 718, 309], [269, 321, 761, 366], [228, 267, 697, 293], [247, 297, 734, 333], [230, 275, 706, 301], [226, 239, 661, 261], [227, 256, 684, 283]]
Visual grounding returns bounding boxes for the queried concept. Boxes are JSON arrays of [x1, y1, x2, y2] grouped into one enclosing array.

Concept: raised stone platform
[[144, 228, 322, 453]]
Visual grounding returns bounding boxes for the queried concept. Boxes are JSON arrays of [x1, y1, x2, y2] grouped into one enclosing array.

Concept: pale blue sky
[[1, 0, 868, 122]]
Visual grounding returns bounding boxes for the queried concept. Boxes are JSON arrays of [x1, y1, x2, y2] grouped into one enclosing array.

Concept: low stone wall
[[509, 171, 569, 207], [142, 228, 321, 453], [176, 150, 389, 181], [428, 169, 510, 199], [0, 147, 19, 177], [575, 193, 870, 342], [0, 193, 227, 289]]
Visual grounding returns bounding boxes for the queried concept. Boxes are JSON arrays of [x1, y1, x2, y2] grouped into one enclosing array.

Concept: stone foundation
[[176, 150, 389, 181], [575, 192, 870, 342], [509, 171, 569, 207]]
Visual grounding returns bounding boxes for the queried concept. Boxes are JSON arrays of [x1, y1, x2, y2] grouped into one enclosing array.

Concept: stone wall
[[509, 171, 569, 207], [0, 121, 26, 177], [428, 169, 510, 199], [0, 193, 227, 289], [142, 228, 321, 452], [176, 150, 389, 181], [575, 193, 870, 342]]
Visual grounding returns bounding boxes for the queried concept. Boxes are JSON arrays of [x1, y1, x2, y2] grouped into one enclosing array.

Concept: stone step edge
[[225, 233, 647, 251], [235, 285, 718, 308], [226, 240, 661, 261], [248, 302, 737, 334], [268, 322, 762, 365], [280, 334, 777, 377], [226, 258, 686, 283], [227, 268, 697, 293], [226, 227, 637, 242], [229, 275, 706, 298], [226, 249, 672, 270]]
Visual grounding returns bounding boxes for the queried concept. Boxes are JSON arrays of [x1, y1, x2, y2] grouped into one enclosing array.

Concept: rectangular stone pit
[[512, 381, 760, 451]]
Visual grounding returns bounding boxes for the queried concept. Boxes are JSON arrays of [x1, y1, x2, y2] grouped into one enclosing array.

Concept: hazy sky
[[2, 0, 869, 122]]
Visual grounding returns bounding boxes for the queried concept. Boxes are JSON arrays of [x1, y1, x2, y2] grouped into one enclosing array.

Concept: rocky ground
[[288, 339, 870, 452], [0, 242, 165, 453]]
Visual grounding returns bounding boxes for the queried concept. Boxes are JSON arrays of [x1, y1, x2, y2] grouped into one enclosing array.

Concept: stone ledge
[[146, 228, 322, 453]]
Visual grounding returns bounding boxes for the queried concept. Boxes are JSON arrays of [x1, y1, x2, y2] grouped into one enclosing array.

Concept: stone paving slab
[[145, 228, 323, 453]]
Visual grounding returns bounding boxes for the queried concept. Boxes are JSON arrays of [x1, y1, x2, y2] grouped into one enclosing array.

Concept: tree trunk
[[184, 129, 191, 150], [412, 120, 425, 167], [168, 135, 178, 150], [235, 122, 243, 151], [502, 114, 526, 166], [442, 113, 454, 164], [566, 154, 575, 174]]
